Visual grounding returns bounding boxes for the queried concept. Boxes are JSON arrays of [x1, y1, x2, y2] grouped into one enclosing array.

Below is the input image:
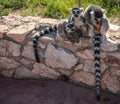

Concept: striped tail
[[93, 34, 101, 101], [33, 35, 40, 62], [33, 24, 58, 63]]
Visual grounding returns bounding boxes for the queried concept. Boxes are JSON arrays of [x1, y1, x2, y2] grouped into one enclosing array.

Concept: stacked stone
[[0, 16, 120, 95]]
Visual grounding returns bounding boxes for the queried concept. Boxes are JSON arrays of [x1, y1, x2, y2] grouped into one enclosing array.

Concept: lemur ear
[[69, 8, 73, 11], [79, 7, 84, 11], [102, 9, 106, 13], [90, 10, 94, 15]]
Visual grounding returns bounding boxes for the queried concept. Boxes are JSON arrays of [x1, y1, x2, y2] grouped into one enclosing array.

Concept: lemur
[[84, 4, 109, 37], [68, 7, 87, 34], [83, 4, 109, 101], [64, 21, 82, 43]]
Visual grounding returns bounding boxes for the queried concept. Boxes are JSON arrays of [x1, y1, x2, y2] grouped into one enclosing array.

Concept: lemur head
[[90, 8, 106, 31], [70, 7, 84, 18], [89, 5, 105, 23], [65, 22, 76, 33]]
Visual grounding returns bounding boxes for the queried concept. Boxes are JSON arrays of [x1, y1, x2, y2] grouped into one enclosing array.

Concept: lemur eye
[[69, 24, 74, 28], [77, 11, 80, 14], [73, 11, 75, 14]]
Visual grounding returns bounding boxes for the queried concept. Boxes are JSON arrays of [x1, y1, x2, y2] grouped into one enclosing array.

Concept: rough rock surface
[[32, 63, 59, 79], [45, 43, 78, 69]]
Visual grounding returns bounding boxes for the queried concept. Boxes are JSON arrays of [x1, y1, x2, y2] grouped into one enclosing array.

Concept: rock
[[57, 40, 81, 52], [22, 44, 43, 61], [0, 40, 6, 56], [0, 40, 20, 57], [0, 25, 8, 38], [20, 58, 34, 67], [76, 49, 106, 61], [108, 52, 120, 59], [32, 63, 60, 79], [56, 68, 72, 76], [7, 41, 21, 57], [74, 64, 83, 71], [101, 40, 118, 52], [103, 57, 120, 67], [108, 34, 120, 44], [6, 19, 22, 27], [38, 40, 47, 49], [79, 38, 93, 49], [109, 24, 120, 31], [6, 22, 35, 43], [102, 68, 120, 93], [14, 66, 38, 78], [2, 16, 23, 27], [100, 52, 107, 59], [45, 43, 78, 69], [106, 28, 120, 44], [83, 60, 108, 74], [0, 57, 19, 70], [70, 71, 95, 86], [76, 49, 94, 60], [1, 70, 14, 77], [22, 16, 40, 23]]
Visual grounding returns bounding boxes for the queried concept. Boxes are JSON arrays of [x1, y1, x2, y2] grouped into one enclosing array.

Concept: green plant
[[0, 0, 27, 9], [43, 1, 70, 19], [0, 8, 11, 16]]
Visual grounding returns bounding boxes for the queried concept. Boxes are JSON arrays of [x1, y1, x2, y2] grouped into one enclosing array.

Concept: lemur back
[[83, 4, 109, 101]]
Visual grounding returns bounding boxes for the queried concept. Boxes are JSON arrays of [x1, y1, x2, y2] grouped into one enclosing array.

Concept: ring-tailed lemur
[[64, 21, 82, 43], [83, 4, 109, 101], [68, 7, 87, 33]]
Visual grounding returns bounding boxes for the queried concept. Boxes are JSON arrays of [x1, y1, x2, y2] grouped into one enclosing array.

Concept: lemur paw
[[100, 35, 106, 43]]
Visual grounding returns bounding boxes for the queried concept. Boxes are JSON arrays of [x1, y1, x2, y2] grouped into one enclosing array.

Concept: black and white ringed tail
[[33, 24, 58, 63], [93, 33, 102, 101]]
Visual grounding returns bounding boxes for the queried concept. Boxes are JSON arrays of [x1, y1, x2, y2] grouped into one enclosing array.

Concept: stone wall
[[0, 16, 120, 95]]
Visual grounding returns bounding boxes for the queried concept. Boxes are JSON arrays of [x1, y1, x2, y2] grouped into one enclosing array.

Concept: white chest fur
[[74, 18, 84, 29]]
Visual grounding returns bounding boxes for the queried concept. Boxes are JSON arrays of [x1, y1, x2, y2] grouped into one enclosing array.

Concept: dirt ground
[[0, 78, 120, 104]]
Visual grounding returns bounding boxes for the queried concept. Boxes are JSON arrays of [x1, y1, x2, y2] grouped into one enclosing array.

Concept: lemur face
[[65, 22, 76, 33], [71, 8, 84, 18], [90, 9, 104, 23]]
